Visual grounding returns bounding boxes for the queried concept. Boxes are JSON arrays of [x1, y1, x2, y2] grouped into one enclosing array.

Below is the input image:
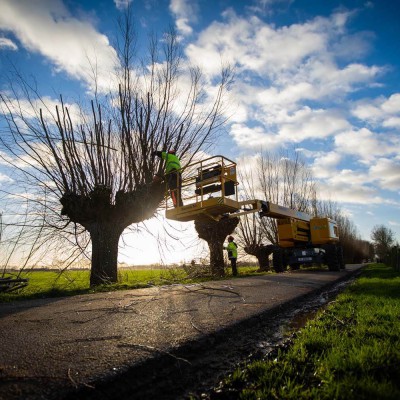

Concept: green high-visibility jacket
[[161, 151, 181, 174], [226, 242, 238, 259]]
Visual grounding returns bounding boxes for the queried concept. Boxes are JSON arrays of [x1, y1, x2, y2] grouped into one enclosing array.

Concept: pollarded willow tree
[[195, 217, 240, 277], [0, 11, 233, 286], [235, 166, 271, 271]]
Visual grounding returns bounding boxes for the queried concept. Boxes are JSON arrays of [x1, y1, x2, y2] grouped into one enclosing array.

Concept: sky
[[0, 0, 399, 265]]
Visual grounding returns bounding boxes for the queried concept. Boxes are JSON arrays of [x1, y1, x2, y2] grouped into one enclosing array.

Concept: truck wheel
[[325, 244, 340, 271], [272, 249, 286, 273]]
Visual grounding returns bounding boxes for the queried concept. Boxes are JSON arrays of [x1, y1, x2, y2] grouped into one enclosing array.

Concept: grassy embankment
[[213, 263, 400, 400], [0, 265, 261, 302]]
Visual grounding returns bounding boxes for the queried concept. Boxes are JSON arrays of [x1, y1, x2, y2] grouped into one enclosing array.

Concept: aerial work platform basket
[[165, 155, 242, 222], [163, 155, 316, 224]]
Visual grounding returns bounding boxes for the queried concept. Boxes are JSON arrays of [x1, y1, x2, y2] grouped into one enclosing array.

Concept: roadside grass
[[215, 263, 400, 400], [0, 265, 265, 302]]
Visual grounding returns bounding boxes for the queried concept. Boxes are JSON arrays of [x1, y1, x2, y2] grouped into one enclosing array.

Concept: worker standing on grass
[[225, 236, 238, 276], [152, 149, 183, 208]]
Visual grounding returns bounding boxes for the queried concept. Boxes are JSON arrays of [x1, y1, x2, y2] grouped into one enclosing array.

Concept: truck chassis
[[272, 243, 345, 273]]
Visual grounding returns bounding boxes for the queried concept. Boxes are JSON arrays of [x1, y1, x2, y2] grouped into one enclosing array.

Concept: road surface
[[0, 265, 363, 400]]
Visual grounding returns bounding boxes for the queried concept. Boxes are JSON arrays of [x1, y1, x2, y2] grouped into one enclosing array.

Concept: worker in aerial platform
[[152, 149, 183, 208]]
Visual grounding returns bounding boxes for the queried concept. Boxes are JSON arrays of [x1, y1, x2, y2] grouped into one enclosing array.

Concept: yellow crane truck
[[258, 201, 344, 272], [164, 155, 344, 272]]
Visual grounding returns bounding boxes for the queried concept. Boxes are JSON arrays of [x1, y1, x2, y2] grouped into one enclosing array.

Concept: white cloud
[[228, 107, 350, 151], [0, 94, 83, 126], [0, 0, 118, 93], [185, 8, 385, 155], [381, 93, 400, 114], [186, 10, 328, 77], [0, 149, 38, 169], [352, 103, 382, 121], [309, 150, 342, 179], [330, 168, 370, 186], [185, 9, 376, 83], [369, 158, 400, 191], [352, 93, 400, 128], [114, 0, 133, 10], [383, 117, 400, 128], [323, 63, 381, 91], [230, 123, 281, 150], [276, 108, 350, 142], [334, 128, 399, 162], [246, 0, 294, 15], [169, 0, 198, 36], [317, 178, 384, 205], [0, 37, 17, 51], [389, 220, 400, 227], [311, 157, 400, 207], [255, 83, 316, 111], [0, 172, 13, 183]]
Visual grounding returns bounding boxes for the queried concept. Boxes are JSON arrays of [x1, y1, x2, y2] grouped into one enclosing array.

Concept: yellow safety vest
[[162, 152, 181, 174]]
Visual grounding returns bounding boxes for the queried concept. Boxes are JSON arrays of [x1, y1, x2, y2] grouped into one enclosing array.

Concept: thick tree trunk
[[255, 251, 270, 272], [209, 239, 225, 277], [88, 223, 123, 286], [195, 217, 239, 278], [60, 182, 165, 286], [244, 244, 274, 272]]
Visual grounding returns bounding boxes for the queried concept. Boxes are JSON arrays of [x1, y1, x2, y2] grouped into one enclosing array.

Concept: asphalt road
[[0, 265, 363, 400]]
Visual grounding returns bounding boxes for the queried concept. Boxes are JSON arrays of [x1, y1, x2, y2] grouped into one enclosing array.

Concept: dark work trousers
[[229, 257, 238, 276], [167, 170, 183, 207]]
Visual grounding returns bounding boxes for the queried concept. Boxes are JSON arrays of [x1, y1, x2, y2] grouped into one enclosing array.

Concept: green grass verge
[[217, 264, 400, 400], [0, 266, 265, 302]]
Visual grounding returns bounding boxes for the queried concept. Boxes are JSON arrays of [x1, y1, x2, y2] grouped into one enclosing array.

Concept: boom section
[[259, 201, 311, 222]]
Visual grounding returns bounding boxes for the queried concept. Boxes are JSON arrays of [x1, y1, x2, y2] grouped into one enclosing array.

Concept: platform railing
[[165, 155, 239, 212]]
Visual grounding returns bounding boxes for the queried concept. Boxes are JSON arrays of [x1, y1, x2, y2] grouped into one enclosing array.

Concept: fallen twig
[[118, 343, 192, 365], [183, 283, 245, 302], [190, 316, 205, 334], [67, 368, 77, 387]]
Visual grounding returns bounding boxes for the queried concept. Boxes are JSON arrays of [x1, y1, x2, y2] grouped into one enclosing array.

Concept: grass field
[[0, 265, 263, 302], [215, 263, 400, 399]]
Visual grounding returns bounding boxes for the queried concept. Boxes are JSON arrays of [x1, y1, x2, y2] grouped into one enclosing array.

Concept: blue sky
[[0, 0, 399, 265]]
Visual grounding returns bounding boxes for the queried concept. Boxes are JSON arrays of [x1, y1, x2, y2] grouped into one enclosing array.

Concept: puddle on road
[[287, 308, 319, 330], [286, 279, 353, 331]]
